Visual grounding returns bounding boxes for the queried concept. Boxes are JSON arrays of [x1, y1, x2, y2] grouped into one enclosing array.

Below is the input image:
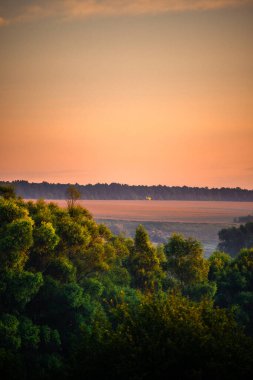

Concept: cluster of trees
[[1, 180, 253, 201], [1, 186, 253, 379], [234, 215, 253, 223], [218, 222, 253, 256]]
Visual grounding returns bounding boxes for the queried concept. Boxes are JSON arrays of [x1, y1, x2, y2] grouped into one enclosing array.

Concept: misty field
[[43, 200, 253, 223], [36, 199, 253, 256]]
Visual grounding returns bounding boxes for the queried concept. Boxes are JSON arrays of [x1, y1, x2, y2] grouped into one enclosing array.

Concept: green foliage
[[0, 198, 28, 225], [98, 223, 112, 240], [26, 199, 53, 226], [0, 221, 33, 271], [0, 198, 34, 271], [1, 197, 253, 379], [165, 233, 209, 287], [28, 222, 60, 271], [218, 222, 253, 257], [129, 225, 164, 292], [81, 278, 105, 299], [1, 219, 33, 254], [0, 314, 21, 350], [111, 235, 130, 261], [19, 317, 40, 349], [0, 185, 16, 200], [69, 243, 108, 279], [66, 185, 81, 209], [213, 248, 253, 335], [0, 270, 43, 312], [45, 257, 76, 283], [40, 325, 61, 350], [73, 294, 253, 379], [61, 282, 85, 309], [33, 222, 59, 252], [134, 224, 151, 251], [56, 216, 91, 253], [104, 266, 131, 288], [208, 250, 232, 281], [183, 281, 217, 302], [67, 204, 93, 223]]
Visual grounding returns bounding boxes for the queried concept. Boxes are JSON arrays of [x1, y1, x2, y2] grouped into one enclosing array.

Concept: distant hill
[[1, 180, 253, 201]]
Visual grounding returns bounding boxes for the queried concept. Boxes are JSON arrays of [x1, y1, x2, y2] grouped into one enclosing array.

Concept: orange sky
[[1, 1, 253, 188]]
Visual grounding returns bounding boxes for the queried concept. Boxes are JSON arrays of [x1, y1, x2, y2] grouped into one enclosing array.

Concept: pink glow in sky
[[1, 1, 253, 188]]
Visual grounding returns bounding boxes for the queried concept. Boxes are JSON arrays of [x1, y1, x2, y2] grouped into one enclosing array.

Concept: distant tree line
[[234, 215, 253, 223], [1, 180, 253, 201]]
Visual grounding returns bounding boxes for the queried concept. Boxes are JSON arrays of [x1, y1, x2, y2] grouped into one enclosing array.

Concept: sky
[[0, 0, 253, 188]]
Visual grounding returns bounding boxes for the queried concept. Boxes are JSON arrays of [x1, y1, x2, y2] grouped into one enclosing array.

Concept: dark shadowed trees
[[0, 185, 16, 200], [218, 222, 253, 257]]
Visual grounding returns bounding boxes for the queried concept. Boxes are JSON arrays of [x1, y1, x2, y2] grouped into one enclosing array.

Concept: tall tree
[[129, 225, 164, 292], [66, 185, 81, 209], [164, 233, 209, 287]]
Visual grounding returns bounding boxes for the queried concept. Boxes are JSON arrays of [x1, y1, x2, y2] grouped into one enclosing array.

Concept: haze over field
[[41, 199, 253, 224], [1, 0, 253, 188], [26, 199, 253, 255]]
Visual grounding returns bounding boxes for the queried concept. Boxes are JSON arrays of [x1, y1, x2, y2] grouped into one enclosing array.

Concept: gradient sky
[[1, 0, 253, 188]]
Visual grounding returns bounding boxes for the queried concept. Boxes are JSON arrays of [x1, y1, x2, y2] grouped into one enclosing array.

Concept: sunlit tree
[[164, 233, 209, 287], [66, 185, 81, 209]]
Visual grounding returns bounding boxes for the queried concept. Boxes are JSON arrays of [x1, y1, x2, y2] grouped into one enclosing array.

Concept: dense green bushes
[[218, 222, 253, 256], [1, 194, 253, 379]]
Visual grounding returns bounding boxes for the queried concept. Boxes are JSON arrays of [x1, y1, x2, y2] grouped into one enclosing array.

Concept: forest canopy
[[1, 189, 253, 379]]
